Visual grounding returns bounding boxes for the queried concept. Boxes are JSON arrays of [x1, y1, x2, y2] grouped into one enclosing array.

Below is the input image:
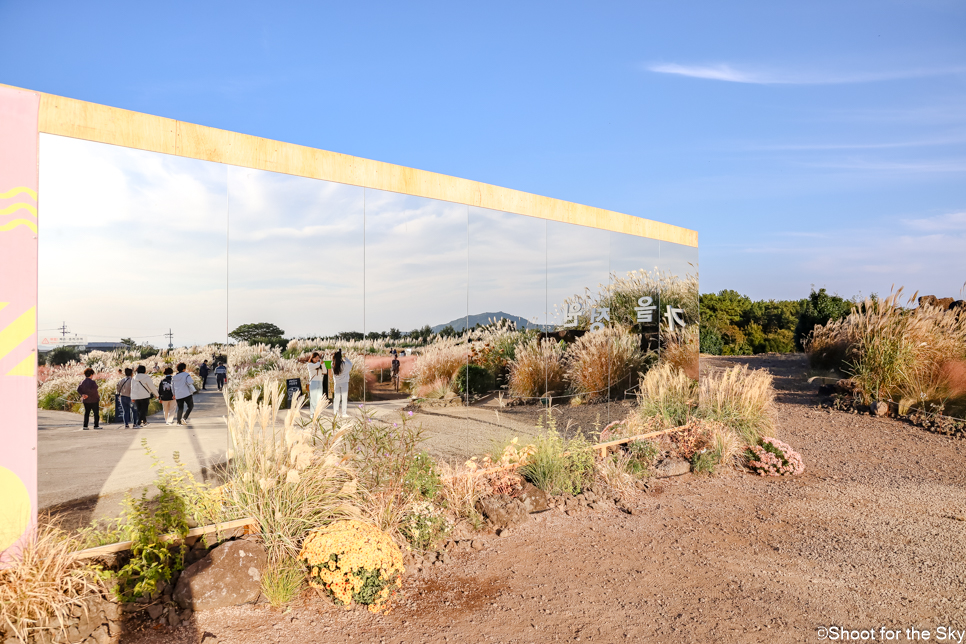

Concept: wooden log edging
[[71, 517, 259, 560]]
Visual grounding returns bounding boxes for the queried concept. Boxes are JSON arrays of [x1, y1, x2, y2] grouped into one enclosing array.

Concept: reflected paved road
[[38, 388, 230, 515]]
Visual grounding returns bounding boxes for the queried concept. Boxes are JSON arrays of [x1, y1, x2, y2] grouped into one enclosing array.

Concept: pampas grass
[[438, 462, 486, 527], [223, 386, 359, 565], [409, 342, 466, 392], [566, 327, 645, 400], [636, 362, 698, 428], [699, 365, 776, 446], [508, 337, 566, 398], [807, 289, 966, 409], [662, 324, 699, 380]]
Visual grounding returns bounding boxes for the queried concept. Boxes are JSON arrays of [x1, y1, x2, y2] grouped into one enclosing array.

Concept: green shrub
[[699, 325, 723, 355], [760, 329, 795, 353], [46, 346, 80, 366], [399, 501, 451, 551], [627, 439, 659, 467], [452, 364, 494, 396], [691, 450, 717, 475], [520, 422, 594, 496], [404, 451, 442, 500]]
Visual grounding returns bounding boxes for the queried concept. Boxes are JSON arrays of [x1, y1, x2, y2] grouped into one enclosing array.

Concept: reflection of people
[[199, 360, 210, 390], [159, 367, 176, 425], [391, 354, 401, 392], [215, 362, 228, 390], [116, 367, 135, 428], [172, 362, 196, 426], [307, 352, 327, 415], [131, 365, 158, 428], [331, 350, 352, 418], [77, 368, 101, 430]]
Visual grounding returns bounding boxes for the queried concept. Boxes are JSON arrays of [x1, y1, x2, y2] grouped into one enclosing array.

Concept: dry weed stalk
[[0, 519, 103, 641]]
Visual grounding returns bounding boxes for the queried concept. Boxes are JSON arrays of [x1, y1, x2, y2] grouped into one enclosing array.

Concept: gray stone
[[517, 482, 549, 513], [870, 401, 889, 417], [89, 625, 111, 644], [173, 540, 267, 611], [146, 604, 164, 620], [476, 494, 530, 530], [654, 456, 691, 478]]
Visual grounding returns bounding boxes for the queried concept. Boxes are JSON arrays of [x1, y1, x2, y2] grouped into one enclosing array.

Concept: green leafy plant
[[404, 451, 443, 500], [452, 364, 494, 396], [260, 558, 305, 608], [399, 501, 451, 551], [520, 416, 594, 496]]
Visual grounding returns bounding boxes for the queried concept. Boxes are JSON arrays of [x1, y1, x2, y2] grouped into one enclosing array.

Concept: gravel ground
[[125, 354, 966, 644]]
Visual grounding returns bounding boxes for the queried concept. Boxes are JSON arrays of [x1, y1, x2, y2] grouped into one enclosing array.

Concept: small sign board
[[286, 378, 303, 409]]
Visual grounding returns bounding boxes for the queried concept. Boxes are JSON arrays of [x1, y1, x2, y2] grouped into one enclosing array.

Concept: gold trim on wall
[[10, 85, 697, 247]]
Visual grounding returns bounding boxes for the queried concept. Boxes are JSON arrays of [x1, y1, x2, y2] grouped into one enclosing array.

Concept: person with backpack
[[172, 362, 197, 425], [331, 350, 352, 418], [131, 365, 158, 427], [115, 368, 137, 428], [77, 368, 101, 430], [199, 360, 210, 390], [159, 367, 176, 424], [214, 362, 228, 391]]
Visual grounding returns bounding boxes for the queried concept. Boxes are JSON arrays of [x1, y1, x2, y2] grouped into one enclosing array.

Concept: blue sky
[[3, 1, 965, 302]]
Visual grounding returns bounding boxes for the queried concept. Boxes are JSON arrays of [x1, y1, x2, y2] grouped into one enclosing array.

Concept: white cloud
[[645, 62, 966, 85], [902, 211, 966, 232], [38, 134, 229, 346]]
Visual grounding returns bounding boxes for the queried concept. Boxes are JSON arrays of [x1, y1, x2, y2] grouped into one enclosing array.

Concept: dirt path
[[128, 354, 966, 644]]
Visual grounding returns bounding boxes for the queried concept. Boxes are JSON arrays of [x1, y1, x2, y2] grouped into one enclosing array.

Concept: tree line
[[699, 288, 855, 355]]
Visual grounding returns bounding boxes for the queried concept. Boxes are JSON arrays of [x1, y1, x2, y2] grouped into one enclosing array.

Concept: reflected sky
[[38, 135, 228, 346], [227, 168, 364, 337], [37, 136, 694, 346]]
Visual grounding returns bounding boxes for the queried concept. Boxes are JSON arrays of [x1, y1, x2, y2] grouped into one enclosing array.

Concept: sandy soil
[[126, 354, 966, 644]]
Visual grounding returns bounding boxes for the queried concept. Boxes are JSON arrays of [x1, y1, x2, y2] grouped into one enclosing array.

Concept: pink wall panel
[[0, 86, 40, 556]]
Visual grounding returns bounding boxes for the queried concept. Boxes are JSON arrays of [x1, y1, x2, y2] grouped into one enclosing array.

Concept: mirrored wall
[[37, 136, 697, 515]]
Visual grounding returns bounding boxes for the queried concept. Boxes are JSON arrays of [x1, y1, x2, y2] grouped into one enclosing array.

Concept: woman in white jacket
[[172, 362, 197, 426], [307, 352, 327, 416], [331, 350, 352, 418], [130, 365, 159, 428]]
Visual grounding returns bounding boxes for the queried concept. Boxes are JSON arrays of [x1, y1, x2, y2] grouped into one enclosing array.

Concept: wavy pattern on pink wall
[[0, 87, 39, 556]]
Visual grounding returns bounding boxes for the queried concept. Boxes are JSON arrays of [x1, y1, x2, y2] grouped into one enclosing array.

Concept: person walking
[[77, 368, 101, 430], [306, 352, 327, 415], [172, 362, 197, 426], [115, 368, 136, 428], [214, 362, 228, 391], [131, 365, 158, 427], [331, 350, 352, 419], [391, 352, 401, 392], [199, 360, 210, 390], [159, 367, 177, 425]]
